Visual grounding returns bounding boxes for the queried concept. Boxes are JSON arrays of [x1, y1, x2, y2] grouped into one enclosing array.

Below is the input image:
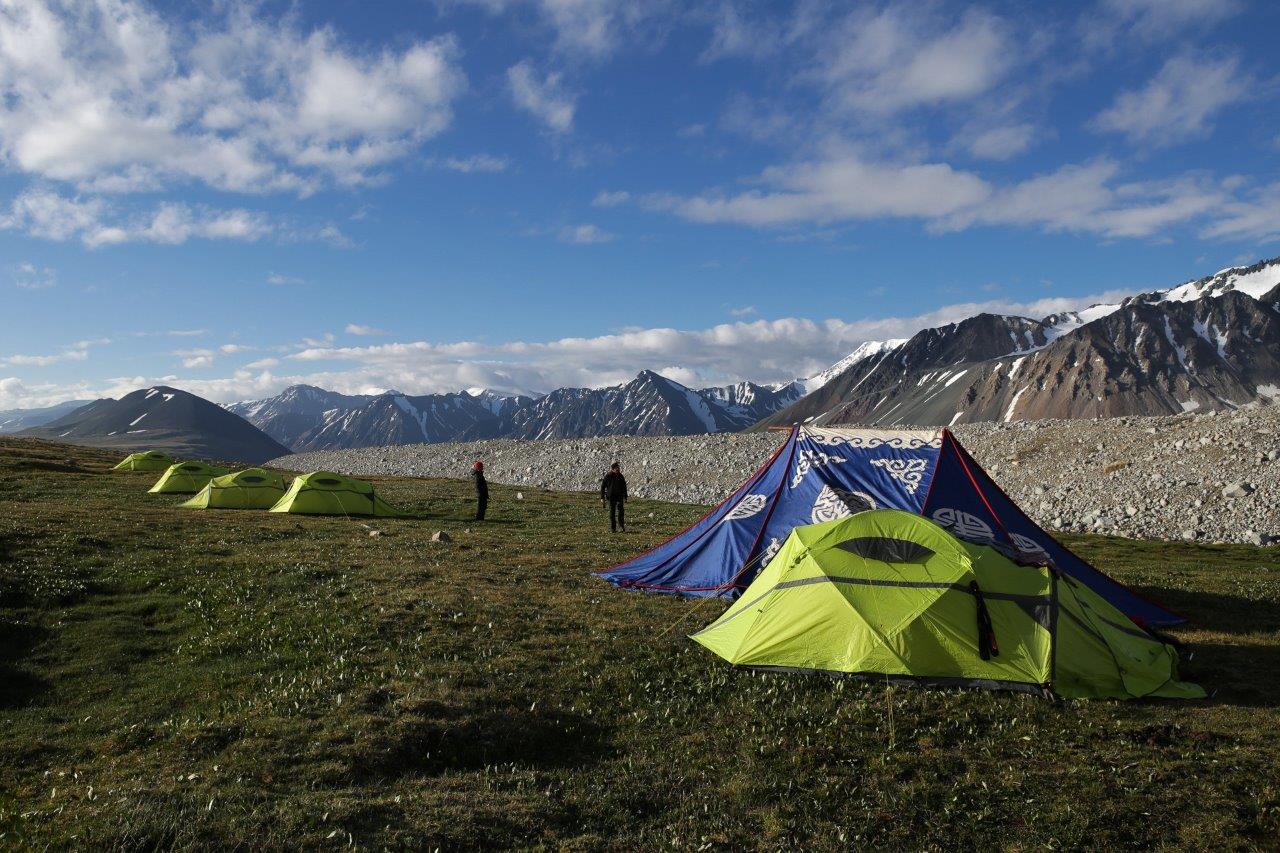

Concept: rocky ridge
[[270, 401, 1280, 546]]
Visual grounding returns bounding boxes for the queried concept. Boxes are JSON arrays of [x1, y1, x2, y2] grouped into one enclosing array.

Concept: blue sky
[[2, 0, 1278, 408]]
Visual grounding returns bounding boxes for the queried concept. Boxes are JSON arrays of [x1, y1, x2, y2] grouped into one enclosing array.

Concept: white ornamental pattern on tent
[[930, 507, 995, 543], [758, 537, 782, 568], [791, 449, 848, 487], [1010, 533, 1048, 556], [869, 457, 928, 494], [722, 494, 768, 522], [810, 485, 877, 524]]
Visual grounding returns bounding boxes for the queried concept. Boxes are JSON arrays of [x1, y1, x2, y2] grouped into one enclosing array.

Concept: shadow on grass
[[1139, 586, 1280, 635], [355, 698, 611, 781], [0, 619, 49, 708], [1184, 642, 1280, 709]]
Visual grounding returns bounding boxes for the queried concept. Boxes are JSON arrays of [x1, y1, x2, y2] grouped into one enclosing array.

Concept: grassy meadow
[[1, 436, 1278, 849]]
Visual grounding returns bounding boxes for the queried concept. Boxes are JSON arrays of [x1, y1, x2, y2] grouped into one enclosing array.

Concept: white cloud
[[558, 223, 614, 244], [592, 190, 630, 207], [643, 152, 992, 227], [453, 0, 666, 58], [267, 272, 305, 286], [960, 123, 1037, 161], [810, 5, 1014, 116], [438, 154, 510, 173], [1201, 182, 1280, 243], [507, 61, 575, 132], [0, 0, 466, 195], [2, 336, 108, 367], [0, 189, 274, 247], [0, 281, 1195, 408], [729, 305, 757, 317], [13, 261, 56, 289], [640, 152, 1244, 241], [219, 344, 253, 354], [1097, 0, 1243, 43], [345, 323, 390, 336], [1092, 54, 1251, 145]]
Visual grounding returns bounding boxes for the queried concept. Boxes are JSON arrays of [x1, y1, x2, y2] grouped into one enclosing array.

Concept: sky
[[2, 0, 1279, 409]]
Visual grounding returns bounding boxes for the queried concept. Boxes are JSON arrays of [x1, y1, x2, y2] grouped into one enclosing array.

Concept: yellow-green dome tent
[[113, 450, 175, 472], [268, 471, 403, 517], [148, 461, 231, 494], [692, 509, 1203, 701], [181, 468, 288, 510]]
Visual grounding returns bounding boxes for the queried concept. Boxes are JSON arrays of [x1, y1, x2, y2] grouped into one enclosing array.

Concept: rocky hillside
[[23, 386, 290, 463], [270, 402, 1280, 546], [762, 258, 1280, 428]]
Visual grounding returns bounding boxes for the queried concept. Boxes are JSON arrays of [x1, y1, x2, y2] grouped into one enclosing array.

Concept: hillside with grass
[[1, 436, 1278, 848]]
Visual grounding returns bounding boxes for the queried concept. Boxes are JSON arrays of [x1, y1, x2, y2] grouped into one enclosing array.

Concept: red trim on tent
[[597, 427, 797, 586], [939, 428, 1184, 628]]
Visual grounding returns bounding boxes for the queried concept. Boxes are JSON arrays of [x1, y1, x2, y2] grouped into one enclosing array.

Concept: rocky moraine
[[271, 402, 1280, 546]]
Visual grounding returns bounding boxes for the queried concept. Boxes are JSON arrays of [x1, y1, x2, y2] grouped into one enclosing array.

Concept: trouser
[[476, 495, 487, 521], [609, 500, 625, 532]]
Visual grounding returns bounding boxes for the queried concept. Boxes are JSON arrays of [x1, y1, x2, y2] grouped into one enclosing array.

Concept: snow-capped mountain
[[226, 384, 374, 448], [227, 371, 804, 450], [23, 386, 289, 463], [762, 257, 1280, 428], [799, 339, 907, 393]]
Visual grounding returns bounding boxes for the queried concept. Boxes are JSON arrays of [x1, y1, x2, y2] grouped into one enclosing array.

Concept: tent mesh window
[[835, 536, 936, 563]]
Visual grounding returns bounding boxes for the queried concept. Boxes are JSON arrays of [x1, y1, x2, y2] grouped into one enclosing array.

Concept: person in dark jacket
[[600, 462, 627, 533], [472, 460, 488, 521]]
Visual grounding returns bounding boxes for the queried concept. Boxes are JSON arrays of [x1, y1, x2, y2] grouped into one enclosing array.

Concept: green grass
[[1, 436, 1278, 849]]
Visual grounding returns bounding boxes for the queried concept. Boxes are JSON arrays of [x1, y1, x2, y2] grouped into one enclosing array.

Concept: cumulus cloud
[[2, 336, 109, 367], [807, 5, 1014, 117], [437, 154, 510, 172], [592, 190, 630, 207], [0, 0, 466, 194], [637, 152, 1253, 241], [346, 324, 390, 336], [0, 281, 1175, 408], [1092, 54, 1252, 145], [452, 0, 668, 58], [507, 61, 576, 132], [13, 261, 56, 289], [0, 189, 274, 247], [557, 223, 614, 244]]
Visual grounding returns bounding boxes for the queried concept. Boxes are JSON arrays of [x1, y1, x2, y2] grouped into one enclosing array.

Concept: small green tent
[[268, 471, 403, 517], [692, 509, 1203, 700], [113, 451, 175, 472], [181, 468, 288, 510], [149, 461, 231, 494]]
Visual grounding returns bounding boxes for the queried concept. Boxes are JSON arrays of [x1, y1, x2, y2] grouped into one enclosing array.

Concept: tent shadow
[[0, 619, 50, 708], [354, 699, 611, 781], [1136, 586, 1280, 635], [1181, 642, 1280, 709]]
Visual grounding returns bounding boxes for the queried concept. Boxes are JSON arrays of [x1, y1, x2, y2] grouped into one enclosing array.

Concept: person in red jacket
[[600, 462, 627, 533]]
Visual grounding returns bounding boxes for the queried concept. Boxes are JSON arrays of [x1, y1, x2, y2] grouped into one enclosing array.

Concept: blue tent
[[597, 426, 1182, 628]]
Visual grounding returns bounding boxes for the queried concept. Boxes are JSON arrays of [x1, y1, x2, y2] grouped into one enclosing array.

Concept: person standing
[[600, 462, 627, 533], [472, 460, 488, 521]]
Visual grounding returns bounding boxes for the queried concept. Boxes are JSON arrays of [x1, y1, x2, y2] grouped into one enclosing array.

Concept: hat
[[473, 460, 484, 470]]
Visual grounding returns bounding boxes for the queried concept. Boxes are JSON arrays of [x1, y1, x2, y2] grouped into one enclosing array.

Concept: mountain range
[[12, 257, 1280, 456], [760, 257, 1280, 428], [226, 371, 803, 451]]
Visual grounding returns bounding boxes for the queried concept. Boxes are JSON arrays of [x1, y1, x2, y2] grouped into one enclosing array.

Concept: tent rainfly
[[598, 426, 1182, 629], [149, 461, 230, 494], [113, 451, 175, 472], [181, 468, 288, 510], [693, 509, 1203, 700], [268, 471, 403, 517]]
